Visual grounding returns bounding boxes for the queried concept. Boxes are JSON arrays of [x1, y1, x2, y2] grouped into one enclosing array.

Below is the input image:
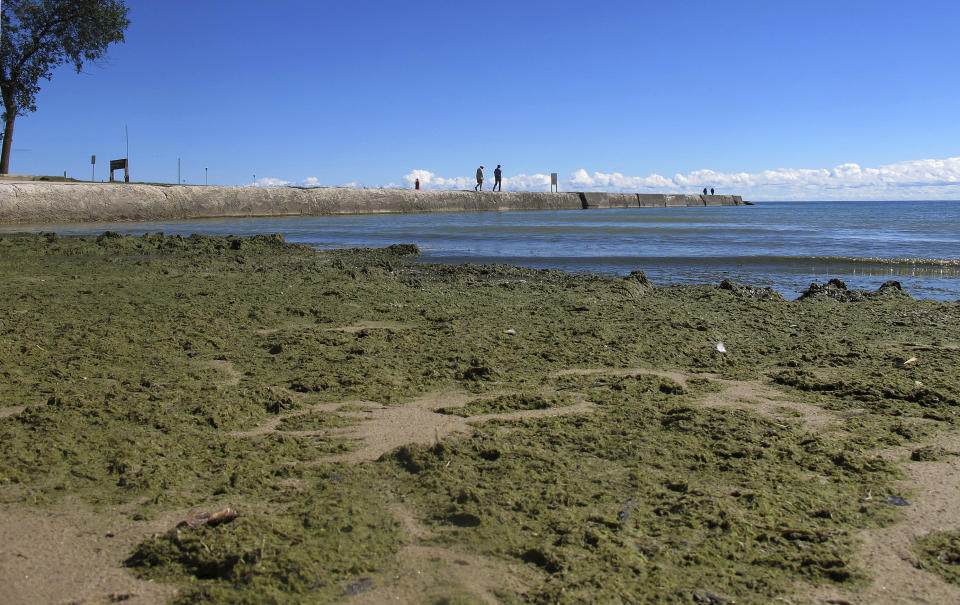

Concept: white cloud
[[403, 169, 474, 190], [498, 173, 554, 190], [570, 169, 676, 190], [404, 169, 555, 191], [254, 177, 292, 187], [252, 176, 333, 188], [404, 157, 960, 200]]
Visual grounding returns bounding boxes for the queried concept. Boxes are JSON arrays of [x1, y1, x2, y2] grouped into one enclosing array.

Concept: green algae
[[126, 466, 403, 603], [276, 410, 359, 431], [915, 530, 960, 585], [910, 445, 955, 462], [0, 232, 958, 602], [438, 392, 577, 417], [383, 375, 902, 602]]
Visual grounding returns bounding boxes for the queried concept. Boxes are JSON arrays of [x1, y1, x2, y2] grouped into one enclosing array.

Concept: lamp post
[[205, 167, 208, 186]]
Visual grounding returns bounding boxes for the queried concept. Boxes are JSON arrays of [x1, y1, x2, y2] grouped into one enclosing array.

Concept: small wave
[[802, 255, 960, 267], [616, 255, 960, 270], [458, 255, 960, 269]]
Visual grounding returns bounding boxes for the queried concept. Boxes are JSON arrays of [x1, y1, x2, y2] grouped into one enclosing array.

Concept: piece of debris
[[343, 577, 372, 596], [839, 409, 867, 419], [716, 342, 727, 354], [618, 499, 634, 522], [693, 590, 727, 604], [903, 356, 918, 366], [886, 495, 910, 507], [179, 508, 240, 529], [504, 328, 516, 335], [718, 279, 784, 301]]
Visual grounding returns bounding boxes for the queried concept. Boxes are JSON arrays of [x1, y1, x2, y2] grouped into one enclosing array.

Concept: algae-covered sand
[[1, 232, 959, 604]]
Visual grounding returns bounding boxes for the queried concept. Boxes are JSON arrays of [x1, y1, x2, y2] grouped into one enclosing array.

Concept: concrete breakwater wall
[[0, 182, 745, 224], [578, 192, 744, 209]]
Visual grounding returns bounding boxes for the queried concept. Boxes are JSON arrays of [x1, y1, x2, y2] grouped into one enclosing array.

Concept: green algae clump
[[915, 530, 960, 585]]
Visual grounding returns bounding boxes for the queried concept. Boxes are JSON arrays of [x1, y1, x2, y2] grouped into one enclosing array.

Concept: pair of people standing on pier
[[476, 165, 502, 191]]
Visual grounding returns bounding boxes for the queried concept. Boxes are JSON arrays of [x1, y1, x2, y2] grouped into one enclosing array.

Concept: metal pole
[[178, 157, 181, 184], [205, 167, 208, 186]]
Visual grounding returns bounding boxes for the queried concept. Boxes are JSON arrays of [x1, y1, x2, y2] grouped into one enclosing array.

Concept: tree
[[0, 0, 129, 175]]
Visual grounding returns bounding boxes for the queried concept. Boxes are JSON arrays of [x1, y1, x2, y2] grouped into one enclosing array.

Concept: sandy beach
[[1, 232, 958, 604]]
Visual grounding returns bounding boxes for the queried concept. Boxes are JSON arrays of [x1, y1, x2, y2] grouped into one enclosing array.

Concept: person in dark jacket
[[493, 165, 502, 191]]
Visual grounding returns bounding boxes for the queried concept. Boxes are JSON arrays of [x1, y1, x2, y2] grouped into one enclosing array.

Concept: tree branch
[[13, 10, 73, 74]]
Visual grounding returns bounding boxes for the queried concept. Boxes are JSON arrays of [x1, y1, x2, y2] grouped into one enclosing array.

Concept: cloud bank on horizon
[[404, 157, 960, 200], [261, 156, 960, 200]]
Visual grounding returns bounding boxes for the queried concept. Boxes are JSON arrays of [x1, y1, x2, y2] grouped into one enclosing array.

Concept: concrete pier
[[579, 192, 743, 208], [0, 182, 747, 225]]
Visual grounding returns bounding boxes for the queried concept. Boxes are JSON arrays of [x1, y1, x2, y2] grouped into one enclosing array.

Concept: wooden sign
[[109, 158, 130, 182]]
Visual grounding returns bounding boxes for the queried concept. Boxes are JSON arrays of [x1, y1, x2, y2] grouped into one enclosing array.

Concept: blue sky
[[6, 0, 960, 199]]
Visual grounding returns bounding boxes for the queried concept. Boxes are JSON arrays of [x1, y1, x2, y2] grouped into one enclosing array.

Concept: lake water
[[4, 199, 959, 301]]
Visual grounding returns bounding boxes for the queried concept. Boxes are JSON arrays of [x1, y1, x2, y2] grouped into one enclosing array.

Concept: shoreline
[[1, 233, 958, 603], [1, 212, 956, 301]]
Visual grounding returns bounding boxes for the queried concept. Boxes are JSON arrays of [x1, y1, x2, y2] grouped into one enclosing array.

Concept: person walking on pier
[[702, 187, 707, 195], [710, 187, 714, 195], [493, 165, 502, 191], [475, 165, 484, 191]]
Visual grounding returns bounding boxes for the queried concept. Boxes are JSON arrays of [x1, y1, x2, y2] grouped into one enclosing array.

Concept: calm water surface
[[4, 199, 959, 300]]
